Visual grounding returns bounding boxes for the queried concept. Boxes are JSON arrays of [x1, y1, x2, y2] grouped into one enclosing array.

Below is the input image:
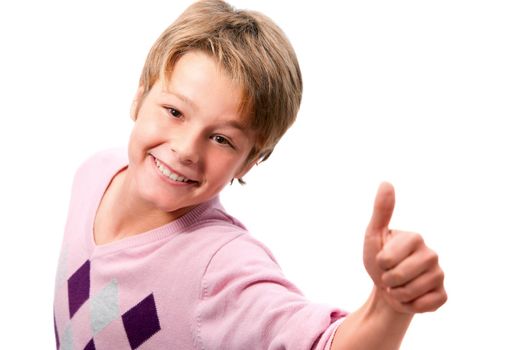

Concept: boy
[[54, 1, 447, 349]]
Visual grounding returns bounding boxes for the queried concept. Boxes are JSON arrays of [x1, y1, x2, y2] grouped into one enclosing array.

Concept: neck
[[97, 167, 188, 243]]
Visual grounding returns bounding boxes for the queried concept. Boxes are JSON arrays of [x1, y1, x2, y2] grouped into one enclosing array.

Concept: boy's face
[[127, 50, 257, 216]]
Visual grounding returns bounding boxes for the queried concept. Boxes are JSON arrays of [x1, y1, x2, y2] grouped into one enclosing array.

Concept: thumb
[[366, 182, 396, 235]]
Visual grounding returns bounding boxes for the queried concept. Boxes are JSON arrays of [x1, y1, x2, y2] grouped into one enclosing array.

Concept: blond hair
[[137, 0, 302, 172]]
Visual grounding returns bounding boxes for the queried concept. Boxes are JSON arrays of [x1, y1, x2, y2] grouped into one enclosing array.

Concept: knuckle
[[412, 233, 425, 246], [397, 288, 414, 303], [392, 271, 404, 284], [377, 254, 393, 270], [436, 269, 445, 284], [384, 270, 404, 286], [430, 298, 447, 312], [438, 289, 448, 306], [429, 267, 445, 287], [381, 273, 391, 285], [411, 301, 427, 313], [417, 291, 448, 313], [425, 250, 439, 266]]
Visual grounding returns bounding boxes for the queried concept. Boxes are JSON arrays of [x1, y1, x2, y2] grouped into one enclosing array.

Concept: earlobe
[[235, 157, 260, 181]]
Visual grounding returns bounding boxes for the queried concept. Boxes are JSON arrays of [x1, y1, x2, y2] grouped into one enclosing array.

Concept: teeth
[[154, 158, 190, 183]]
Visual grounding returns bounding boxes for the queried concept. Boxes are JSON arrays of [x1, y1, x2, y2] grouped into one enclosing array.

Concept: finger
[[366, 182, 396, 234], [382, 247, 439, 288], [402, 286, 448, 313], [377, 231, 424, 271], [387, 265, 445, 303]]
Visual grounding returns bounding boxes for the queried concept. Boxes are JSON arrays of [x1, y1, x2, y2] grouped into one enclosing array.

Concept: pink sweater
[[53, 148, 347, 349]]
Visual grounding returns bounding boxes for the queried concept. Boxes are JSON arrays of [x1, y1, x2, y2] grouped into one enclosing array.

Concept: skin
[[93, 51, 258, 245], [331, 182, 447, 349], [94, 49, 447, 348]]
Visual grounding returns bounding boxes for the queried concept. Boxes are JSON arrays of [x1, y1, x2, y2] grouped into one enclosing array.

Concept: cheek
[[205, 152, 243, 180], [132, 119, 165, 146]]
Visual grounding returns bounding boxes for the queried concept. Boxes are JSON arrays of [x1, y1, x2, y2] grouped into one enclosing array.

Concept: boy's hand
[[363, 182, 447, 314]]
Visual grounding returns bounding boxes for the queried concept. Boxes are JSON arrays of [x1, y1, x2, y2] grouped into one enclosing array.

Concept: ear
[[234, 156, 260, 180], [130, 86, 145, 121]]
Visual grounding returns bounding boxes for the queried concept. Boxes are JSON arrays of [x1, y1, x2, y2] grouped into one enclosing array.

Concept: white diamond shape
[[90, 279, 119, 335], [61, 324, 73, 350]]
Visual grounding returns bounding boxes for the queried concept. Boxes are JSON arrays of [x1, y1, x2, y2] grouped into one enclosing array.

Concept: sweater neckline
[[87, 149, 218, 257]]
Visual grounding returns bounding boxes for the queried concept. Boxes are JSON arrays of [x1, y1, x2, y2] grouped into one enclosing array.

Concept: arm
[[196, 233, 348, 350], [331, 183, 447, 350], [331, 288, 413, 350]]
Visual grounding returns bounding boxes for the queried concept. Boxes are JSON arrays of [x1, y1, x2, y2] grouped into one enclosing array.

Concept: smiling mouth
[[153, 157, 198, 184]]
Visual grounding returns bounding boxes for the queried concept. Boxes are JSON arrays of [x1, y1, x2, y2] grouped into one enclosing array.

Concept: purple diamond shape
[[83, 338, 96, 350], [68, 260, 91, 318], [122, 293, 161, 349]]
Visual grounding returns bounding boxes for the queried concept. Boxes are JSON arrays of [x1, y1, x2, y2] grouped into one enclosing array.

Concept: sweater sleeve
[[195, 233, 347, 350]]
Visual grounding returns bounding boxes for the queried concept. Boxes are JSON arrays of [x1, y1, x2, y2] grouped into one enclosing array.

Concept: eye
[[212, 135, 234, 148], [166, 107, 182, 118]]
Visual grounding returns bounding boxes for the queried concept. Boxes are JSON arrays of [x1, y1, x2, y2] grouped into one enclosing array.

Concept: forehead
[[160, 51, 253, 127]]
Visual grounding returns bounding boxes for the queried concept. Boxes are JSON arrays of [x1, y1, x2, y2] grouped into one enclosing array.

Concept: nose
[[170, 131, 200, 165]]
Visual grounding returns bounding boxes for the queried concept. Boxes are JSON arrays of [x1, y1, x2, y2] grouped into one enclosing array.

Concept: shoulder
[[71, 147, 127, 186], [209, 232, 278, 268], [200, 230, 290, 296], [191, 203, 278, 273], [75, 147, 127, 176], [194, 226, 348, 350]]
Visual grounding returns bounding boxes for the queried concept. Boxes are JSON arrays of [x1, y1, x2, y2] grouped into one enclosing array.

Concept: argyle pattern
[[55, 259, 161, 349]]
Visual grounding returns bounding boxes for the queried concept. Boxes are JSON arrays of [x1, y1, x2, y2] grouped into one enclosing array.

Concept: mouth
[[151, 155, 199, 184]]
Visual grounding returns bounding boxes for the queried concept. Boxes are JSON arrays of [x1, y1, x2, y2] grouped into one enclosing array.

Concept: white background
[[1, 0, 524, 348]]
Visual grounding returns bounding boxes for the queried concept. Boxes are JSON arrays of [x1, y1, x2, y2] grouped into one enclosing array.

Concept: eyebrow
[[163, 90, 198, 111], [217, 120, 249, 133]]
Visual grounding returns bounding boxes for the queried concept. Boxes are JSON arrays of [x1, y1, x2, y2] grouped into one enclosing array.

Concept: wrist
[[365, 287, 414, 321], [330, 287, 414, 350]]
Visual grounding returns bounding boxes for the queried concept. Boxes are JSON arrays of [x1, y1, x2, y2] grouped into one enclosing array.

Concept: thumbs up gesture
[[363, 183, 447, 314]]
